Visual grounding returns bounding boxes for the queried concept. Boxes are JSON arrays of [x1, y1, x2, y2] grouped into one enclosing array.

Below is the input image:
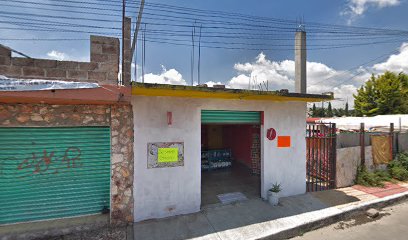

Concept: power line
[[310, 48, 402, 86], [0, 10, 122, 23], [1, 1, 122, 18], [4, 0, 408, 37], [314, 48, 402, 89], [1, 25, 403, 49], [0, 18, 121, 30], [3, 15, 404, 42]]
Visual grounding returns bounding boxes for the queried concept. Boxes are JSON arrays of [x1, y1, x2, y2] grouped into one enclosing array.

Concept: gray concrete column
[[295, 31, 306, 94]]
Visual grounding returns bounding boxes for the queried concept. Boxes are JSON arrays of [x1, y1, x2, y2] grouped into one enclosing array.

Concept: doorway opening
[[200, 110, 262, 207]]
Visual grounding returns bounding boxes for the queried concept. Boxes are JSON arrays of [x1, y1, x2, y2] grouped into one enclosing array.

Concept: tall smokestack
[[295, 31, 306, 94]]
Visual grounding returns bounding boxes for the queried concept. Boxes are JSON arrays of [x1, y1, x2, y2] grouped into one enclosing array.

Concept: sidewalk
[[1, 183, 407, 240], [133, 182, 408, 240]]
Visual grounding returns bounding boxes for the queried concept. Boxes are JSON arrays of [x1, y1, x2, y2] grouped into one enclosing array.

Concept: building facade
[[0, 34, 134, 226], [131, 83, 331, 222]]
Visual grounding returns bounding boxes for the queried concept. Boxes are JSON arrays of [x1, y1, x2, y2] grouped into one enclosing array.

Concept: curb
[[260, 191, 408, 240]]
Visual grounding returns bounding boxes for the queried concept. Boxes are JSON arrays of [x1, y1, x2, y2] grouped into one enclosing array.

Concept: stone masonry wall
[[0, 103, 134, 225], [110, 105, 134, 224], [0, 36, 119, 85], [122, 17, 132, 86]]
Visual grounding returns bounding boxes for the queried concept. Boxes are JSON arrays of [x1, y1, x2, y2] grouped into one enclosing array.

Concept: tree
[[345, 102, 349, 116], [326, 102, 334, 117], [317, 103, 326, 117], [354, 71, 408, 116], [312, 103, 316, 117], [309, 103, 326, 117]]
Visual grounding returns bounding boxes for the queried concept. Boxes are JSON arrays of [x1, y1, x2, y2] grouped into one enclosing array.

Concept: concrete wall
[[336, 146, 374, 188], [132, 96, 307, 222], [337, 133, 371, 149], [337, 132, 408, 154], [397, 132, 408, 153]]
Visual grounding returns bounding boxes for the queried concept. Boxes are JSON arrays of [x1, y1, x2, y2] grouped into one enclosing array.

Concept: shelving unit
[[201, 149, 232, 171]]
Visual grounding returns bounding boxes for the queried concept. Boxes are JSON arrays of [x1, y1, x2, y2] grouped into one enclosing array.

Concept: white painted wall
[[132, 96, 307, 222]]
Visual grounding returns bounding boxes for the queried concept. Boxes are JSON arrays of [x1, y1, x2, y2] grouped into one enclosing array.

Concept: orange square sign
[[277, 136, 291, 148]]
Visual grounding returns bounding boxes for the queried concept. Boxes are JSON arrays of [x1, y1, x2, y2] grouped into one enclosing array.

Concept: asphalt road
[[291, 200, 408, 240]]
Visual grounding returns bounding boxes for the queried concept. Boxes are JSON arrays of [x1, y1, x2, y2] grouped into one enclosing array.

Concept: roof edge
[[131, 83, 333, 102]]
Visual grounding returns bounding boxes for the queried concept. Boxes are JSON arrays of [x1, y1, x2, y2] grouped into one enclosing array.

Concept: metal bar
[[316, 125, 320, 192], [328, 123, 332, 188], [308, 124, 312, 192], [324, 124, 327, 190], [121, 0, 125, 85], [306, 124, 310, 192], [130, 0, 145, 62], [318, 124, 322, 191], [313, 124, 317, 192], [322, 124, 326, 190], [390, 122, 395, 159], [330, 123, 334, 189], [309, 124, 312, 192], [198, 25, 202, 85], [332, 123, 337, 189], [360, 122, 365, 167], [310, 125, 316, 192], [326, 124, 330, 189], [396, 131, 400, 155]]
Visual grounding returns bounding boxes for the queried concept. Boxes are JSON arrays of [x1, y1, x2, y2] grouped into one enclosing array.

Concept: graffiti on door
[[17, 146, 82, 178]]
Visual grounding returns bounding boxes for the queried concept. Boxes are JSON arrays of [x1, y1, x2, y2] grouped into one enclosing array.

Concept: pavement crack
[[202, 211, 223, 240]]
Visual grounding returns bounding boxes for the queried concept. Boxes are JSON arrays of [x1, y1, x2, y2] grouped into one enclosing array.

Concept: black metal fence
[[306, 123, 337, 192]]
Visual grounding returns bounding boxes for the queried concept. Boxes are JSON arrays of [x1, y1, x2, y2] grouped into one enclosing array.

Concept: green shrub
[[388, 152, 408, 181], [397, 152, 408, 168], [356, 167, 391, 187], [389, 165, 408, 181]]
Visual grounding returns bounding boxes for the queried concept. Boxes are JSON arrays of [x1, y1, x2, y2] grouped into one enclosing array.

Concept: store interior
[[201, 124, 261, 206]]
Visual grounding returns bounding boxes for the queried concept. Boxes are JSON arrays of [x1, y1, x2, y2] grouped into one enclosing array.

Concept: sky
[[2, 0, 408, 108]]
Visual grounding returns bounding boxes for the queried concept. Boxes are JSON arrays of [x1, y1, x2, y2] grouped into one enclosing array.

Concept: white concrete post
[[295, 31, 307, 94]]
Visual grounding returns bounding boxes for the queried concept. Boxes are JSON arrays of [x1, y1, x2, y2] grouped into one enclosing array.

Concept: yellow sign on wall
[[158, 148, 179, 163]]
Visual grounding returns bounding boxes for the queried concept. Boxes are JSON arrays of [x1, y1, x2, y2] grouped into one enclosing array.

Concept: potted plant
[[267, 183, 282, 206]]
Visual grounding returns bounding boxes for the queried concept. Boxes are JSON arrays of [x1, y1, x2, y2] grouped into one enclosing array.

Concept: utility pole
[[129, 0, 145, 82], [131, 0, 145, 61], [121, 0, 126, 85], [295, 28, 307, 94]]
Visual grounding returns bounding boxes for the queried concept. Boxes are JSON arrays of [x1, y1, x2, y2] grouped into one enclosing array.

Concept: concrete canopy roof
[[132, 83, 333, 102]]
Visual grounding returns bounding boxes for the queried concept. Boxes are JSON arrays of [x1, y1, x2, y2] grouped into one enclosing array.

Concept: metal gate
[[306, 123, 336, 192], [0, 127, 111, 225]]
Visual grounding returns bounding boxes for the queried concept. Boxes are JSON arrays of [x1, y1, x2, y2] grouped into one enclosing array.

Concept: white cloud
[[142, 65, 187, 85], [226, 52, 374, 108], [46, 50, 88, 62], [140, 43, 408, 109], [47, 50, 68, 61], [373, 43, 408, 72], [204, 81, 223, 87], [230, 53, 294, 90], [343, 0, 400, 23]]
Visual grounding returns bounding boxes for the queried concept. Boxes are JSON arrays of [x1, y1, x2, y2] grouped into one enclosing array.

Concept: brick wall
[[0, 36, 120, 85], [0, 103, 134, 225]]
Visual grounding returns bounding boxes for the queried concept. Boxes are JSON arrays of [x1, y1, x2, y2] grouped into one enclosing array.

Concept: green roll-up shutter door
[[201, 110, 261, 124], [0, 127, 110, 225]]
